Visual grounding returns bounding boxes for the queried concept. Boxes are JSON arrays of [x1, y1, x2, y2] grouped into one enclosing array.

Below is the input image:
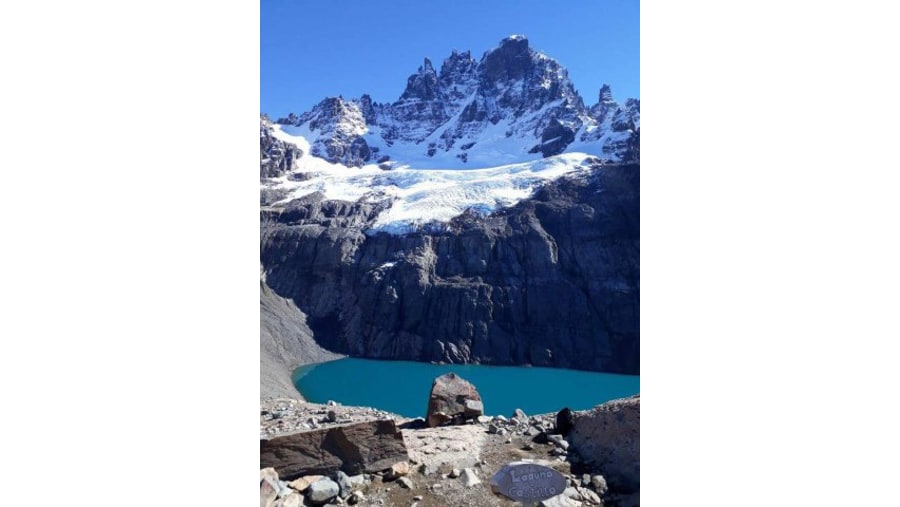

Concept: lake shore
[[292, 357, 639, 419], [260, 280, 344, 401]]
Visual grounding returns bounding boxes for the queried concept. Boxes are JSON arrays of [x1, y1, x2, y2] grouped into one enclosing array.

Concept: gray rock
[[307, 479, 340, 504], [260, 420, 408, 480], [260, 468, 279, 507], [590, 475, 608, 496], [493, 415, 508, 423], [274, 492, 302, 507], [548, 434, 570, 450], [579, 488, 603, 505], [347, 474, 366, 488], [476, 415, 491, 424], [327, 410, 337, 423], [397, 477, 414, 489], [427, 412, 452, 427], [513, 408, 527, 420], [488, 423, 501, 434], [413, 496, 423, 501], [564, 487, 583, 501], [568, 396, 639, 493], [425, 373, 483, 427], [287, 475, 324, 493], [448, 469, 460, 479], [333, 471, 352, 498], [538, 494, 583, 507], [261, 468, 280, 482], [581, 474, 591, 487], [385, 462, 410, 480], [276, 480, 293, 498], [464, 399, 484, 417], [459, 468, 480, 487]]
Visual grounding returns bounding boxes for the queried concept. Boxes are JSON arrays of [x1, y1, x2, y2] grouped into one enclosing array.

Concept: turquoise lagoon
[[293, 358, 639, 419]]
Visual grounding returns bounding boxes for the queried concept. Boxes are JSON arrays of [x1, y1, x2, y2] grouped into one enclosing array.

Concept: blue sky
[[261, 0, 639, 118]]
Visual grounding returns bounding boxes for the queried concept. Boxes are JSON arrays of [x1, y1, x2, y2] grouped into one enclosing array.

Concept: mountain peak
[[492, 35, 531, 57], [599, 84, 615, 104], [481, 36, 536, 84], [439, 50, 477, 86], [400, 56, 440, 101], [281, 37, 638, 166], [501, 34, 528, 45]]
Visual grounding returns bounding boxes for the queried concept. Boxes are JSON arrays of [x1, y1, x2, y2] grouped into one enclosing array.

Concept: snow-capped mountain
[[260, 36, 640, 374], [274, 35, 639, 168]]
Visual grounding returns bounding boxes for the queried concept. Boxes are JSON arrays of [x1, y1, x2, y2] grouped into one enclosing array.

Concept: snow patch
[[266, 125, 599, 235]]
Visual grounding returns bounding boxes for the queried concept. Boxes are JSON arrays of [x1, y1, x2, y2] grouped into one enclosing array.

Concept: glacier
[[265, 123, 603, 234]]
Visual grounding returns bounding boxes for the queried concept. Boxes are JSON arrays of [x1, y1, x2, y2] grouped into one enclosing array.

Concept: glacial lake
[[293, 358, 639, 419]]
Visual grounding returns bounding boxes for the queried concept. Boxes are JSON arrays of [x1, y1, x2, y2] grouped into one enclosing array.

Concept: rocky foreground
[[260, 275, 640, 506], [260, 394, 639, 507]]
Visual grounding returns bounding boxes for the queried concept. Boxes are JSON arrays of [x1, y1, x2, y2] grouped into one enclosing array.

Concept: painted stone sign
[[490, 462, 567, 503]]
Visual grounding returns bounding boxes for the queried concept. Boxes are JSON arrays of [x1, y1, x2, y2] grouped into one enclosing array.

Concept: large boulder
[[426, 373, 483, 427], [307, 478, 340, 504], [260, 420, 408, 480], [555, 407, 574, 436], [287, 475, 323, 493], [567, 395, 640, 493], [333, 470, 352, 498], [260, 468, 279, 507]]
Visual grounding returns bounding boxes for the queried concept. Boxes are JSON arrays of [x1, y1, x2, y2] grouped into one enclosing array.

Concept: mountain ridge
[[259, 35, 639, 377], [272, 36, 639, 168]]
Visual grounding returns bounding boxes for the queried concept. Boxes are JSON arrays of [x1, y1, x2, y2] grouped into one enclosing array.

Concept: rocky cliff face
[[289, 98, 372, 167], [260, 115, 302, 178], [260, 160, 638, 374], [260, 279, 343, 400], [275, 36, 639, 167]]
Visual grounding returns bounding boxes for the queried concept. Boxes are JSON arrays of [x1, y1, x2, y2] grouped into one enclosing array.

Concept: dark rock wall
[[260, 162, 639, 374], [260, 280, 343, 400]]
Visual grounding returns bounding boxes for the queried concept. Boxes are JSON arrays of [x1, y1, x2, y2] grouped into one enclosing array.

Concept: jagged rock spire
[[599, 84, 615, 104], [280, 36, 638, 166]]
